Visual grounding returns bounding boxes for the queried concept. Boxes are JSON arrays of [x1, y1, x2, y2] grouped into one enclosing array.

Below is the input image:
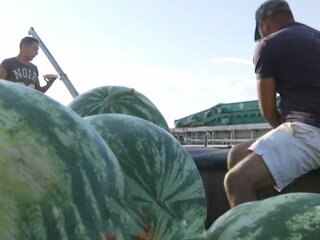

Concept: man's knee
[[227, 145, 240, 170], [227, 143, 246, 170], [227, 140, 255, 170], [224, 168, 244, 193]]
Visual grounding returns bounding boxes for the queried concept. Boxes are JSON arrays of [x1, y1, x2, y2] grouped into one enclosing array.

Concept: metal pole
[[204, 132, 210, 147], [28, 27, 79, 98]]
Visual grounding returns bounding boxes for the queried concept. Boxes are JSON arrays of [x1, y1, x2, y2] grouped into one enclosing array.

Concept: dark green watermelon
[[84, 113, 207, 239], [68, 86, 170, 131], [206, 192, 320, 239], [0, 81, 139, 239]]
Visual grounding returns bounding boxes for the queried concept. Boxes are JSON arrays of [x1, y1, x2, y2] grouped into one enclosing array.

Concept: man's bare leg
[[224, 152, 276, 207]]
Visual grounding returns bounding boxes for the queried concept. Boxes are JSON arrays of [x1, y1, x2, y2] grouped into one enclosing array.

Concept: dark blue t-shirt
[[0, 57, 38, 89], [254, 22, 320, 128]]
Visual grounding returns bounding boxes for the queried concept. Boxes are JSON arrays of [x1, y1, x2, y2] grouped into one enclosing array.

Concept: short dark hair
[[19, 37, 39, 49]]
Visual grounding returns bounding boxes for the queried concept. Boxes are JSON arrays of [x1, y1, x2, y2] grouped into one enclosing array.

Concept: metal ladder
[[28, 27, 79, 98]]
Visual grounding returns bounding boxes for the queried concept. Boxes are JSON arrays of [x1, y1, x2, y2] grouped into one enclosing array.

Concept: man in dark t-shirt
[[224, 0, 320, 207], [254, 22, 320, 128], [0, 36, 57, 93]]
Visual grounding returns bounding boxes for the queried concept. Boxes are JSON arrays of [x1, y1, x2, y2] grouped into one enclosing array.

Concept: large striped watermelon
[[84, 113, 207, 239], [206, 192, 320, 239], [68, 86, 170, 131], [0, 81, 138, 239]]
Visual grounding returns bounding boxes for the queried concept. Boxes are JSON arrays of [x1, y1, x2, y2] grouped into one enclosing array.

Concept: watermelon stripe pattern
[[206, 192, 320, 239], [0, 81, 134, 239], [84, 113, 207, 239], [68, 86, 170, 131]]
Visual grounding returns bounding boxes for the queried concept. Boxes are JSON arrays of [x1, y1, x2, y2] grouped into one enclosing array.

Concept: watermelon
[[206, 192, 320, 239], [0, 81, 139, 239], [84, 113, 207, 239], [68, 86, 170, 131]]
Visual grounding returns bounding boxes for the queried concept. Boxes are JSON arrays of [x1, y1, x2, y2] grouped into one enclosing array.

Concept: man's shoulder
[[28, 62, 38, 72], [285, 22, 320, 36], [269, 22, 319, 40], [291, 22, 319, 32], [1, 58, 37, 69], [1, 57, 20, 66], [2, 57, 17, 63], [29, 62, 37, 67]]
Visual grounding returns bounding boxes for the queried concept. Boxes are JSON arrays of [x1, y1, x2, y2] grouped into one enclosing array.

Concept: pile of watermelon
[[1, 80, 319, 239]]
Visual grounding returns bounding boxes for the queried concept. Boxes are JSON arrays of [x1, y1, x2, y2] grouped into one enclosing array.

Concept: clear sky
[[1, 0, 319, 128]]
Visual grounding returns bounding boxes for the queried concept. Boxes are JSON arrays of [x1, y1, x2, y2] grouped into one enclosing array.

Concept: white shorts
[[248, 122, 320, 191]]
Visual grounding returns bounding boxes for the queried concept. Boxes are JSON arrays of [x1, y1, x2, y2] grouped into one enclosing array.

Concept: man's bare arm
[[257, 77, 281, 128], [0, 67, 8, 79], [35, 74, 57, 93]]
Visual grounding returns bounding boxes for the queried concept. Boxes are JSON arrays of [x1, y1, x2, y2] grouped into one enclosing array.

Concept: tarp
[[184, 146, 229, 171]]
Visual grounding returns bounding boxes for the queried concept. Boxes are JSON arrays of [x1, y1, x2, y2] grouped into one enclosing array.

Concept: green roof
[[174, 98, 280, 128]]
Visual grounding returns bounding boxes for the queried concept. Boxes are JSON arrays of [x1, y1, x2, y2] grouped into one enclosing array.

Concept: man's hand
[[43, 74, 58, 84]]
